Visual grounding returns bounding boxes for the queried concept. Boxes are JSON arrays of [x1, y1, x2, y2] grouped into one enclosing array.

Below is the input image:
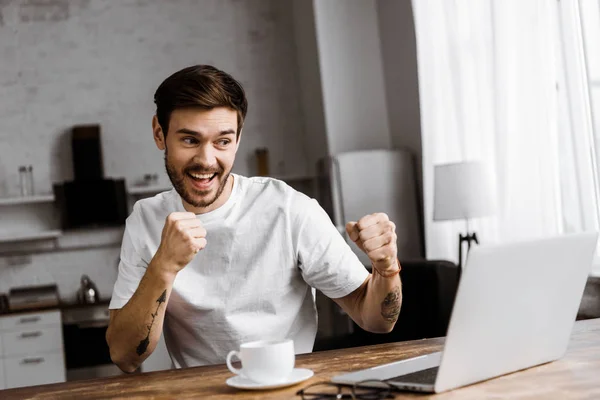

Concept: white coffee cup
[[226, 339, 295, 384]]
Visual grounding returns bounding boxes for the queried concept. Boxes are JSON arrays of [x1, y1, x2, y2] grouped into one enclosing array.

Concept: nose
[[193, 144, 217, 168]]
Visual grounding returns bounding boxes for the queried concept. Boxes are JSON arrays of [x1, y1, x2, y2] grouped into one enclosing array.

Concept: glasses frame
[[296, 379, 395, 400]]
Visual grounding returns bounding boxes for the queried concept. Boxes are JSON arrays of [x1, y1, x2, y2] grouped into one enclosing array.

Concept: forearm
[[106, 261, 175, 373], [360, 266, 402, 333]]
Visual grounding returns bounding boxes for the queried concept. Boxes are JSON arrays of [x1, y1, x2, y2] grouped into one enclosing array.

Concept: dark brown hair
[[153, 65, 248, 138]]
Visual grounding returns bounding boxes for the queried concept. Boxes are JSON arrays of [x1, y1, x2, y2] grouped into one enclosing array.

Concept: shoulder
[[237, 175, 292, 192], [235, 174, 320, 216], [236, 175, 301, 203]]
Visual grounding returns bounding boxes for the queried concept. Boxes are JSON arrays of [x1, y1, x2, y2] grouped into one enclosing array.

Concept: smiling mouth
[[187, 172, 218, 184]]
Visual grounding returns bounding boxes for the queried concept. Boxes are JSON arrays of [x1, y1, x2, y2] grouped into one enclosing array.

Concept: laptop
[[331, 232, 598, 393]]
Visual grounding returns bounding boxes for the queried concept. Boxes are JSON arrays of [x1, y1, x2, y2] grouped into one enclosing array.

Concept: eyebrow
[[175, 128, 236, 136]]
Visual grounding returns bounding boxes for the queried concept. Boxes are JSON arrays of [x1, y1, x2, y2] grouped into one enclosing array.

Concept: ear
[[152, 115, 166, 150]]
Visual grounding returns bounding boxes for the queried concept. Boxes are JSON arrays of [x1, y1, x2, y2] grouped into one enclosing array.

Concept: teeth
[[190, 173, 214, 179]]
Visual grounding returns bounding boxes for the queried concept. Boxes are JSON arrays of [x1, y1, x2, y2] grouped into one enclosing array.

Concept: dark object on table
[[77, 275, 100, 304], [53, 179, 127, 229], [0, 293, 8, 314], [72, 124, 104, 181], [53, 124, 128, 229], [255, 148, 269, 176]]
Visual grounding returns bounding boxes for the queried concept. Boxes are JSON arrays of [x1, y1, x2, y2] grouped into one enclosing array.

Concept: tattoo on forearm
[[136, 290, 167, 356], [381, 286, 401, 323]]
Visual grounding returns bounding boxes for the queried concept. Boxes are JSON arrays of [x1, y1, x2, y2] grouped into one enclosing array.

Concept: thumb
[[345, 221, 359, 243]]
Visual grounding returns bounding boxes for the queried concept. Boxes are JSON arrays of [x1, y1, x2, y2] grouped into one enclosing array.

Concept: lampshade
[[433, 161, 496, 221]]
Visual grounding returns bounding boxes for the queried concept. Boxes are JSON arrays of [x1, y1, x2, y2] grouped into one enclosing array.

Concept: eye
[[182, 137, 198, 145], [216, 139, 231, 146]]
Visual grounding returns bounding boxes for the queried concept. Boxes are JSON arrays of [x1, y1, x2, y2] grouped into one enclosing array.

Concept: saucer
[[226, 368, 314, 390]]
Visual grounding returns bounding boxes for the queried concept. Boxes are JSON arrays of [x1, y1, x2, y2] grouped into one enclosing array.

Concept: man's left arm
[[333, 213, 402, 333]]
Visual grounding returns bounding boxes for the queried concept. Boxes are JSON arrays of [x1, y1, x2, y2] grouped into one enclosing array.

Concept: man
[[106, 65, 402, 373]]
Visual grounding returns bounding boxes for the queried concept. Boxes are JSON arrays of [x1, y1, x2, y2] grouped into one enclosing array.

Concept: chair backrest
[[318, 259, 461, 350], [329, 149, 424, 263], [396, 260, 460, 340]]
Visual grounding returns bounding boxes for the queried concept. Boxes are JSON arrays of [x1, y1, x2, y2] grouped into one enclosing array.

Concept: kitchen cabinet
[[4, 352, 65, 389], [3, 326, 63, 358], [1, 310, 62, 329], [0, 309, 66, 389]]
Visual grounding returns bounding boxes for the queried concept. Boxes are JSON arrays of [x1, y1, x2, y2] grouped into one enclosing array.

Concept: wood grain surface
[[2, 318, 599, 399]]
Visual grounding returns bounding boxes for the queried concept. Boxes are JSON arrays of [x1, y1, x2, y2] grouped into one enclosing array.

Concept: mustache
[[184, 165, 222, 175]]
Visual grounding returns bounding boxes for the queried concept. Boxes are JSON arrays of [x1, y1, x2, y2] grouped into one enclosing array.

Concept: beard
[[164, 147, 231, 209]]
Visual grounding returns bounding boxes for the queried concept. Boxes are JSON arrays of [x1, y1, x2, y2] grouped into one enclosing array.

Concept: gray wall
[[0, 0, 308, 198], [0, 0, 308, 294]]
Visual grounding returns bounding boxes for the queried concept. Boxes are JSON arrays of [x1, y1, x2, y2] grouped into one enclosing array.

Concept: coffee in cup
[[226, 339, 295, 384]]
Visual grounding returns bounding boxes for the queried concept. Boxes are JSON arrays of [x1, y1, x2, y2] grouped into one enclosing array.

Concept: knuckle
[[359, 231, 369, 242]]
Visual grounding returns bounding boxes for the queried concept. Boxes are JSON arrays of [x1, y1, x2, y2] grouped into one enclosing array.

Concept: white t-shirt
[[109, 174, 369, 368]]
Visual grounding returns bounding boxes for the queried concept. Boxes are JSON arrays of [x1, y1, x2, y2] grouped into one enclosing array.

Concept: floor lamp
[[433, 161, 496, 270]]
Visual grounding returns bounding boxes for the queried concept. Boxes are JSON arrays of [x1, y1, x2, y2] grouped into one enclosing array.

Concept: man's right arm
[[106, 260, 175, 373], [106, 212, 207, 373]]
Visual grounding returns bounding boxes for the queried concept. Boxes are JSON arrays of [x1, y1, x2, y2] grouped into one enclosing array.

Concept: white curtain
[[412, 0, 600, 274]]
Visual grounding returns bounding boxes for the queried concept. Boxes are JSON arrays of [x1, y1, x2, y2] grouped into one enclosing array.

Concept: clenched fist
[[155, 212, 207, 273], [346, 213, 399, 274]]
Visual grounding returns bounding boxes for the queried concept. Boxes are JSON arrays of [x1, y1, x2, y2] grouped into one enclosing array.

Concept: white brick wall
[[0, 0, 307, 296], [0, 0, 308, 196]]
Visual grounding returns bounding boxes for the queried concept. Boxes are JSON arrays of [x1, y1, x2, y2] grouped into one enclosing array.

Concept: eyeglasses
[[296, 380, 395, 400]]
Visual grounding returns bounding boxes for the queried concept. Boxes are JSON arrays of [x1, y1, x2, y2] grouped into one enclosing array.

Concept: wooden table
[[3, 318, 599, 399]]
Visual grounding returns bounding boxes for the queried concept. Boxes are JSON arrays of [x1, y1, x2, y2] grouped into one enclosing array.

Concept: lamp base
[[458, 232, 479, 270]]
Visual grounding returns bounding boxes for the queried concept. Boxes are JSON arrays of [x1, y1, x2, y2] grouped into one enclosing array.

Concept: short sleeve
[[109, 204, 148, 309], [293, 196, 369, 299]]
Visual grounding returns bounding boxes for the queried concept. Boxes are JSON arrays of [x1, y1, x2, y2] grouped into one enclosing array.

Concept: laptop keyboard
[[386, 366, 439, 385]]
